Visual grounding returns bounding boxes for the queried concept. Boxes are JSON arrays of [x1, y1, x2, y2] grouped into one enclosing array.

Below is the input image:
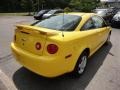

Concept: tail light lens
[[47, 44, 58, 54], [35, 42, 41, 50]]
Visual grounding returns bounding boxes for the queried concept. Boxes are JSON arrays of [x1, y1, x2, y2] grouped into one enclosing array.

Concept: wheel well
[[73, 48, 90, 74], [82, 48, 90, 57], [72, 48, 90, 73]]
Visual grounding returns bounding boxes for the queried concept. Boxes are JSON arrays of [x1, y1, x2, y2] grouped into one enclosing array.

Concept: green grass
[[0, 12, 34, 16]]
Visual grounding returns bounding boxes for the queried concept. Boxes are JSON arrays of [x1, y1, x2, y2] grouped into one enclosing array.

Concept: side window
[[92, 16, 106, 28], [81, 19, 95, 31]]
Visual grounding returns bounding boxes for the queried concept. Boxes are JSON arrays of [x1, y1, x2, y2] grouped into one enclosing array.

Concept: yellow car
[[11, 12, 112, 77]]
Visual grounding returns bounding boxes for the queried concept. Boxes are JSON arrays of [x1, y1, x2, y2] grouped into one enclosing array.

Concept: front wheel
[[73, 52, 88, 76]]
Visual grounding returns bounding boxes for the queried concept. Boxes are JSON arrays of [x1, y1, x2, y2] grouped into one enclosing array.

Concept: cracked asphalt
[[0, 16, 120, 90]]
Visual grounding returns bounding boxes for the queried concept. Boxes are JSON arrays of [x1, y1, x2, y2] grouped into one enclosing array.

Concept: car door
[[92, 15, 109, 44], [80, 18, 101, 53]]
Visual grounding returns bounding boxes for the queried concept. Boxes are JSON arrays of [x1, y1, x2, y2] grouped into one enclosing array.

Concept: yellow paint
[[11, 12, 111, 77]]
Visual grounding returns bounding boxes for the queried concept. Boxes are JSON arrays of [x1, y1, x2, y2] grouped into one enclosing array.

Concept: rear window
[[46, 10, 56, 14], [38, 10, 46, 14], [33, 14, 81, 31]]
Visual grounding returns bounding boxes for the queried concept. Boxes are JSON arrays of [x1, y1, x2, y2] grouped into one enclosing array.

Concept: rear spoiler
[[16, 25, 59, 36]]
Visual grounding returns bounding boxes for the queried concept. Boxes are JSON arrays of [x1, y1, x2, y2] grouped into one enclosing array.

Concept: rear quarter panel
[[41, 31, 90, 71], [55, 31, 93, 71]]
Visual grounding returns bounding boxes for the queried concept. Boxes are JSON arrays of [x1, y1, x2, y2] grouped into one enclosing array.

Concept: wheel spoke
[[78, 56, 87, 74]]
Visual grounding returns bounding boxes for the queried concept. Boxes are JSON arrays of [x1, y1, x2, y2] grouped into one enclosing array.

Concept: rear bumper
[[11, 42, 71, 77]]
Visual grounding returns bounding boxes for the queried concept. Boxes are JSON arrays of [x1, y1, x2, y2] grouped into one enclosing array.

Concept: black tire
[[73, 51, 88, 77], [105, 33, 111, 45]]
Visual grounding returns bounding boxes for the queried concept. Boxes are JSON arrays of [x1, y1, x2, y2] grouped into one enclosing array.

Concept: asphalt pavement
[[0, 80, 7, 90], [0, 16, 120, 90]]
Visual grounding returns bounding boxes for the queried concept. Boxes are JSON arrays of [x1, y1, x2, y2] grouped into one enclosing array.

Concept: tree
[[0, 0, 100, 13], [69, 0, 100, 12], [20, 0, 33, 15], [69, 0, 81, 9]]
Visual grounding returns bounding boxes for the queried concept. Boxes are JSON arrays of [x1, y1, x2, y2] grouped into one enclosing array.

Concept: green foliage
[[0, 0, 100, 13], [69, 0, 81, 8], [64, 7, 72, 12], [20, 0, 33, 15], [69, 0, 100, 12]]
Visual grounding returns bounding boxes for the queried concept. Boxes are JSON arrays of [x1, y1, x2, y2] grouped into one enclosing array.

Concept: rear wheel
[[73, 51, 88, 77], [105, 33, 111, 45]]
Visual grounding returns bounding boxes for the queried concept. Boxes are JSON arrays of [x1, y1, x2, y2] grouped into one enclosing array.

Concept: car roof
[[64, 12, 95, 17]]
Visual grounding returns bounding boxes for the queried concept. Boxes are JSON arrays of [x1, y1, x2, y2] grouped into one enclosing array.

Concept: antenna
[[62, 11, 64, 37]]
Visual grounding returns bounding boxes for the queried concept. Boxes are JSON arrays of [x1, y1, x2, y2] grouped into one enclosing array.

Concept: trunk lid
[[15, 25, 59, 56]]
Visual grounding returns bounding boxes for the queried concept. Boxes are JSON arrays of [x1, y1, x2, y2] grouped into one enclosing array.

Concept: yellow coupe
[[11, 12, 112, 77]]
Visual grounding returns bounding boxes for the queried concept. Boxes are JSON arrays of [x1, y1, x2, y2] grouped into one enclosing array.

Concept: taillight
[[47, 44, 58, 54], [35, 42, 41, 50]]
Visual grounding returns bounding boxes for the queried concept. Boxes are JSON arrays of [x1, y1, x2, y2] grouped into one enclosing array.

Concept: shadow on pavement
[[13, 43, 112, 90]]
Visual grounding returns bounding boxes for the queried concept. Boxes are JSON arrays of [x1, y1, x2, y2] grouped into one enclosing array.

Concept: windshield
[[97, 11, 106, 16], [114, 11, 120, 18], [33, 15, 81, 31], [35, 10, 46, 16], [38, 10, 46, 14]]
